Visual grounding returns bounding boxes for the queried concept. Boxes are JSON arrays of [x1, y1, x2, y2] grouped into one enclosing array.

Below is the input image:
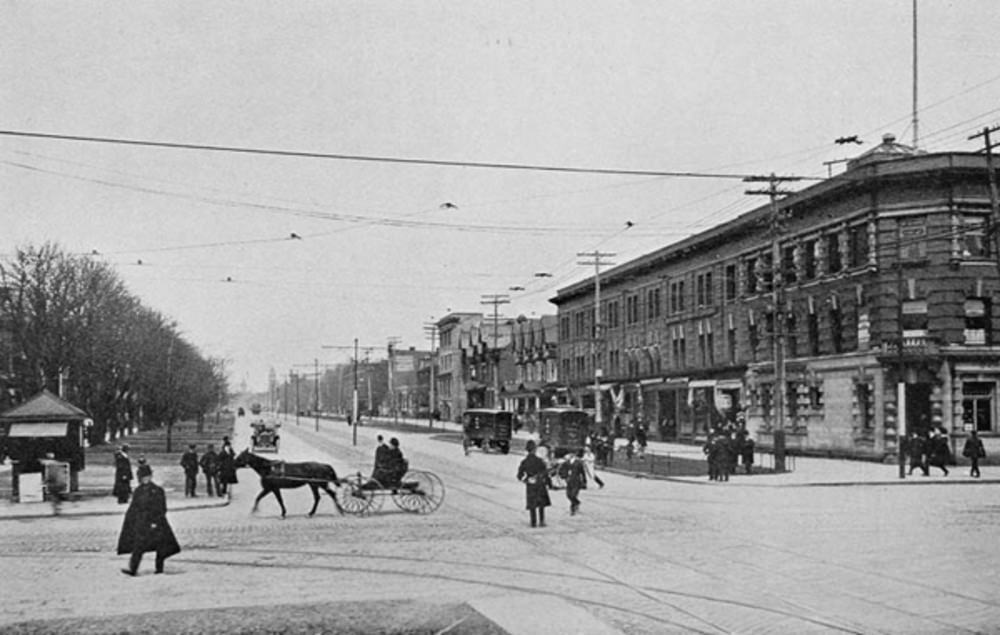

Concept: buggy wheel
[[335, 474, 380, 516], [392, 470, 445, 514]]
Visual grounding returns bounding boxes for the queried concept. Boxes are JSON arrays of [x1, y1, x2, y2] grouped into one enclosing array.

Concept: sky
[[2, 1, 999, 392]]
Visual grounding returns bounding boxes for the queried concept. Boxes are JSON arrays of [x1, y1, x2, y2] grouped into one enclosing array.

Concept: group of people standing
[[179, 436, 239, 498], [702, 426, 755, 481], [907, 428, 955, 476]]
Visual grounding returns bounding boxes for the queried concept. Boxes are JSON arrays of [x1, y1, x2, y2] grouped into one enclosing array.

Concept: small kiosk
[[1, 390, 89, 501]]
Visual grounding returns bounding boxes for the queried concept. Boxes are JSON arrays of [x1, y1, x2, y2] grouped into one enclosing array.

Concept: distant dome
[[847, 133, 925, 170]]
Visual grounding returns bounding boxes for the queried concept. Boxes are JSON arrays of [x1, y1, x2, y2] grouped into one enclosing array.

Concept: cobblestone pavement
[[2, 416, 999, 634]]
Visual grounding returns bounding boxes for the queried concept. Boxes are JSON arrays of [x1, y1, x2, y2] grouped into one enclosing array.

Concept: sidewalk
[[0, 462, 230, 521]]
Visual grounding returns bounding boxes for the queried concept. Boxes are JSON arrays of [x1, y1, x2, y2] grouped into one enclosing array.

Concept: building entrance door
[[905, 382, 933, 435]]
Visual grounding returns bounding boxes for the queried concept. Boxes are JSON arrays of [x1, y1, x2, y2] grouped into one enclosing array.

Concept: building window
[[625, 295, 640, 325], [964, 298, 990, 345], [724, 264, 738, 301], [647, 288, 662, 320], [809, 384, 823, 409], [574, 311, 587, 337], [765, 311, 775, 355], [786, 311, 797, 357], [898, 217, 926, 261], [727, 317, 737, 364], [696, 271, 713, 307], [560, 316, 570, 340], [748, 318, 759, 362], [829, 305, 843, 353], [807, 311, 820, 356], [786, 381, 798, 419], [959, 215, 989, 259], [697, 320, 714, 367], [561, 359, 571, 380], [606, 300, 620, 329], [782, 245, 797, 285], [849, 223, 870, 268], [962, 382, 994, 433], [671, 326, 686, 369], [901, 299, 928, 338], [609, 349, 620, 375], [670, 280, 686, 314], [856, 381, 873, 430], [745, 258, 758, 294], [802, 239, 817, 280], [826, 232, 842, 274]]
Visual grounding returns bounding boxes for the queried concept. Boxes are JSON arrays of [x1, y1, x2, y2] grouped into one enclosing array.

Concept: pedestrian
[[962, 429, 986, 478], [41, 452, 67, 516], [516, 439, 551, 528], [582, 443, 604, 488], [907, 432, 929, 476], [117, 463, 181, 576], [113, 444, 133, 504], [199, 444, 220, 496], [635, 425, 648, 460], [561, 449, 588, 515], [179, 444, 199, 498], [217, 436, 238, 497], [741, 436, 756, 475], [927, 429, 951, 476]]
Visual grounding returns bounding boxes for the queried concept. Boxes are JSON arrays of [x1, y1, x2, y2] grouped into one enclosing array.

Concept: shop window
[[964, 298, 990, 345], [962, 382, 994, 433]]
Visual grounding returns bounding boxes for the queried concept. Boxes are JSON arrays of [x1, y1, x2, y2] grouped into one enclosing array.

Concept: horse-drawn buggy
[[536, 407, 592, 489], [250, 420, 280, 453], [461, 408, 513, 455]]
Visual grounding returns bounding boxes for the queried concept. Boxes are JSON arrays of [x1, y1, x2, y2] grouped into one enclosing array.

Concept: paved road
[[1, 415, 998, 633]]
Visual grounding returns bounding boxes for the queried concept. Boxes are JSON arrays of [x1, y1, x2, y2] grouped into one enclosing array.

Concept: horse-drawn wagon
[[334, 468, 445, 516], [461, 408, 513, 455], [250, 420, 280, 453]]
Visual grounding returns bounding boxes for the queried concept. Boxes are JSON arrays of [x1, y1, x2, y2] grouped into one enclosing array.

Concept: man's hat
[[137, 464, 153, 479]]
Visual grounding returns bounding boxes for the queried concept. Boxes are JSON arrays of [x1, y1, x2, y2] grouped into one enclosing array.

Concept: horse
[[233, 449, 343, 518]]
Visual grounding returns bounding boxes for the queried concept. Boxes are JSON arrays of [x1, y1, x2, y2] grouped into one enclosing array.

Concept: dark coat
[[113, 451, 133, 499], [217, 445, 238, 484], [199, 450, 219, 475], [517, 454, 551, 510], [907, 435, 926, 464], [116, 481, 181, 559], [563, 458, 587, 495], [180, 450, 199, 475], [927, 435, 952, 467], [963, 436, 986, 460]]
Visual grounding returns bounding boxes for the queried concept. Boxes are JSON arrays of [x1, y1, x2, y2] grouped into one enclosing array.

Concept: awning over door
[[8, 422, 69, 437]]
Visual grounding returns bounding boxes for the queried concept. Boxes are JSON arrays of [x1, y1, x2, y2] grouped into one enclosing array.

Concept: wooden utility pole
[[480, 294, 510, 409], [745, 173, 801, 471], [968, 125, 1000, 278], [577, 250, 616, 427], [424, 321, 438, 427]]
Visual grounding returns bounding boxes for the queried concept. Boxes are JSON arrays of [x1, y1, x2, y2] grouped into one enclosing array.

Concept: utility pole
[[424, 321, 438, 427], [969, 125, 1000, 278], [294, 370, 300, 426], [745, 173, 801, 472], [912, 0, 919, 149], [314, 358, 319, 431], [321, 343, 378, 445], [577, 250, 616, 427], [480, 294, 510, 410]]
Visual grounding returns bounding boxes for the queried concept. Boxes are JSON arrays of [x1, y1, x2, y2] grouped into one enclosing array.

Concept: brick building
[[551, 135, 1000, 459]]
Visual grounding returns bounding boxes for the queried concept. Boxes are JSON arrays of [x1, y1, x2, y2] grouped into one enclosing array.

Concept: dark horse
[[234, 449, 343, 518]]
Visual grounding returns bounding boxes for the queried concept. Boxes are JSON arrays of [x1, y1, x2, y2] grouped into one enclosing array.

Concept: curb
[[598, 466, 1000, 488]]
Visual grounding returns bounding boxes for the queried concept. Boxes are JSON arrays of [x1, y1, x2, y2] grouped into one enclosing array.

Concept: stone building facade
[[551, 136, 1000, 459]]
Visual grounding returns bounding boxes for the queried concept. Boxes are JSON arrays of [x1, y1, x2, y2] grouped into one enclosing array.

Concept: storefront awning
[[8, 422, 69, 438]]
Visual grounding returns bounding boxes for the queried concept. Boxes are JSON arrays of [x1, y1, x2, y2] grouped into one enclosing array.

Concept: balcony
[[877, 333, 940, 362]]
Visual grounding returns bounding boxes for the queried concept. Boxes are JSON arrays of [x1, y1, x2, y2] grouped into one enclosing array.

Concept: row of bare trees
[[0, 243, 228, 445]]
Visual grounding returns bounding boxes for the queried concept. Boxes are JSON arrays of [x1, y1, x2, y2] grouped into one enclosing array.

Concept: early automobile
[[250, 420, 280, 453], [461, 409, 513, 455]]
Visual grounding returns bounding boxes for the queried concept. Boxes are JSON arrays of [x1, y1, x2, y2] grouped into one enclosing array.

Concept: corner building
[[551, 136, 1000, 459]]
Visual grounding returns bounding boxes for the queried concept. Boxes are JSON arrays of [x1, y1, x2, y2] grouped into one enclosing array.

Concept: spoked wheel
[[392, 470, 445, 514], [335, 474, 380, 516]]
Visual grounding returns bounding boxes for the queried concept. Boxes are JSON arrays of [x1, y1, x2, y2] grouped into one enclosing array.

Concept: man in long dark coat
[[113, 444, 133, 504], [516, 440, 551, 528], [562, 450, 588, 515], [217, 436, 238, 497], [179, 444, 199, 497], [117, 464, 181, 576]]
